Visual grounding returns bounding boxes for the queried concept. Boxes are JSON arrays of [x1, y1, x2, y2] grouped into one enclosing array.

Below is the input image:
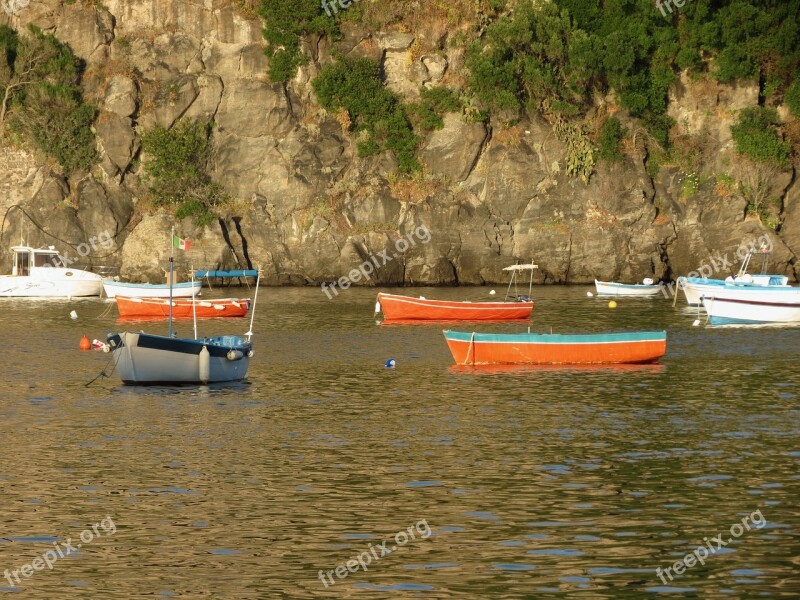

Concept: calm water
[[1, 286, 798, 598]]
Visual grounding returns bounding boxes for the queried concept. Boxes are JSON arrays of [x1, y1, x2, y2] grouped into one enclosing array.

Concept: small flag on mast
[[172, 235, 191, 250]]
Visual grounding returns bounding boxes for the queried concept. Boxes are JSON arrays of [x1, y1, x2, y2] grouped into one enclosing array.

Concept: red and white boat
[[443, 330, 667, 365], [116, 296, 250, 319], [375, 263, 537, 321]]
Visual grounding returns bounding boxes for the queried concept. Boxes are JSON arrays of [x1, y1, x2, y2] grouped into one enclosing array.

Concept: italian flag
[[172, 235, 191, 250]]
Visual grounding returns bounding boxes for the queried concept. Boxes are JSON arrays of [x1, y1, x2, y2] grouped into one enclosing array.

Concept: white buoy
[[198, 346, 210, 383], [692, 319, 701, 326], [489, 289, 496, 295], [374, 300, 381, 314], [586, 292, 593, 297], [70, 310, 78, 320]]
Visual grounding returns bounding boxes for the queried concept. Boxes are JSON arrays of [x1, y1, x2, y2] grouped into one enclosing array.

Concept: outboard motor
[[516, 295, 531, 302]]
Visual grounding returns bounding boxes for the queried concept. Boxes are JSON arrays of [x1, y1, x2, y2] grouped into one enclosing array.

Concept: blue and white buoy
[[385, 358, 396, 368]]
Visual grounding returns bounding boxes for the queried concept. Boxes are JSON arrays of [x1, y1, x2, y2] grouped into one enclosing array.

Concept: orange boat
[[116, 296, 250, 319], [376, 293, 533, 321], [376, 263, 537, 321], [443, 330, 667, 365]]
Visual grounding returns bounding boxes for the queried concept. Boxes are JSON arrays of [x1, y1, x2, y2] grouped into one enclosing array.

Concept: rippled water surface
[[1, 286, 798, 598]]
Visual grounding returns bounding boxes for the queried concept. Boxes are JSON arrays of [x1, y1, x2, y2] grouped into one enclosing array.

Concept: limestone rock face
[[420, 114, 488, 183], [0, 0, 796, 285]]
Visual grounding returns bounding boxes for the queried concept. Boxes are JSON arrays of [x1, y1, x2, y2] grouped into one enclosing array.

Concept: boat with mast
[[106, 229, 259, 384]]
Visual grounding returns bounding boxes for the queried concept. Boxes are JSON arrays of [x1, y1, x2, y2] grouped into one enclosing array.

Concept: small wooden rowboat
[[116, 296, 250, 319], [594, 279, 664, 297], [103, 280, 202, 298], [377, 292, 533, 321], [443, 330, 667, 365]]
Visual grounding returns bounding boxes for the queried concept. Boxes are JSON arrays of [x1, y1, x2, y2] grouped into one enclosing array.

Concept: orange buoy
[[79, 335, 91, 350]]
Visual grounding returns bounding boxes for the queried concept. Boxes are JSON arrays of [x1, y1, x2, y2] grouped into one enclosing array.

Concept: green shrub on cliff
[[786, 78, 800, 117], [0, 25, 98, 175], [258, 0, 337, 83], [140, 119, 227, 226], [313, 57, 420, 173], [731, 107, 790, 167], [406, 86, 464, 130], [597, 117, 625, 162]]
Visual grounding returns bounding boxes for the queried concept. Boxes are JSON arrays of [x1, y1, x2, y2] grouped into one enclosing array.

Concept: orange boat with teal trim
[[376, 292, 533, 321], [443, 330, 667, 365], [116, 296, 250, 319]]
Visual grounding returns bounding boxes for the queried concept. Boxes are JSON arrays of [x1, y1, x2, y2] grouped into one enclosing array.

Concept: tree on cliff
[[0, 24, 97, 175], [140, 119, 228, 227]]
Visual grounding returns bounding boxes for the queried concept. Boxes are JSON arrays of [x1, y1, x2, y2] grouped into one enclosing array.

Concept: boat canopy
[[502, 264, 538, 271]]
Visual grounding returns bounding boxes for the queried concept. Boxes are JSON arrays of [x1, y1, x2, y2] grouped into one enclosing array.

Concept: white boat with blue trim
[[677, 250, 789, 306], [701, 294, 800, 325], [0, 245, 103, 297], [594, 278, 664, 297], [103, 279, 201, 298], [107, 332, 253, 384]]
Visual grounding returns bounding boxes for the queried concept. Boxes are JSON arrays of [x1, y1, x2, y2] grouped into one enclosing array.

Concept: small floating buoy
[[91, 339, 109, 352], [587, 292, 593, 297], [608, 300, 617, 309], [692, 319, 701, 327], [374, 300, 381, 314], [70, 310, 78, 320], [489, 289, 496, 295], [385, 358, 396, 368], [79, 335, 91, 350]]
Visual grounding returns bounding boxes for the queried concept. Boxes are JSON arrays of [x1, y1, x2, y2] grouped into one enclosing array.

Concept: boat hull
[[103, 280, 202, 298], [594, 280, 664, 297], [678, 276, 791, 306], [443, 330, 667, 365], [0, 270, 102, 297], [377, 292, 533, 321], [107, 332, 251, 384], [701, 296, 800, 324], [116, 296, 250, 318]]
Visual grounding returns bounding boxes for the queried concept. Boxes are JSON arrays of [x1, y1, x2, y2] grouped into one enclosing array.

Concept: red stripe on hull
[[378, 293, 533, 321], [445, 338, 666, 365]]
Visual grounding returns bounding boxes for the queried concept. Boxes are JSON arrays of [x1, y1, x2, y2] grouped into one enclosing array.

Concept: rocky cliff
[[1, 0, 797, 286]]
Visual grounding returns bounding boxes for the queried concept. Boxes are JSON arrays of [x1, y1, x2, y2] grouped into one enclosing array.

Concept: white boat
[[106, 332, 252, 384], [106, 228, 260, 385], [103, 280, 201, 298], [701, 295, 800, 325], [0, 245, 103, 297], [594, 278, 664, 297], [677, 250, 789, 306]]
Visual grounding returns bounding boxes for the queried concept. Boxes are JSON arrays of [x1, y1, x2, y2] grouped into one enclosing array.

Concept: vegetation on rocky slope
[[0, 24, 97, 176], [140, 119, 227, 227], [260, 0, 799, 177]]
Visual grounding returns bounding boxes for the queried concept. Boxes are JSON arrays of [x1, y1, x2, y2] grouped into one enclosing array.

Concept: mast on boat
[[245, 268, 262, 342], [168, 226, 175, 338]]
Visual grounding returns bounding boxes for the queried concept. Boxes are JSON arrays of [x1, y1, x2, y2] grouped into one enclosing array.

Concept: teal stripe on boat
[[443, 330, 666, 344]]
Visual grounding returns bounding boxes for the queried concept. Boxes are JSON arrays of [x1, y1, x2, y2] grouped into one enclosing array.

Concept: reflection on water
[[0, 286, 798, 597]]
